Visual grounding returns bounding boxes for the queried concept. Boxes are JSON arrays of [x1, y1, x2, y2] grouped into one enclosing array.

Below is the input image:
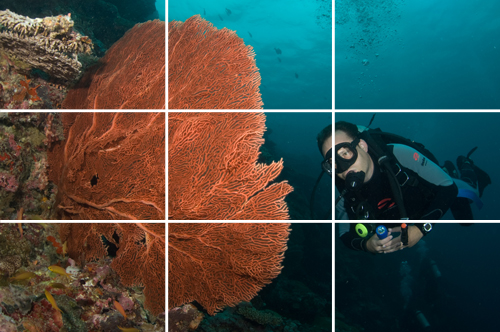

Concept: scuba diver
[[335, 118, 491, 220], [310, 124, 332, 219]]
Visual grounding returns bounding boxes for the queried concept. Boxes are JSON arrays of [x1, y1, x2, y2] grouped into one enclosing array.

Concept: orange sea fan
[[168, 15, 263, 109], [169, 112, 292, 220]]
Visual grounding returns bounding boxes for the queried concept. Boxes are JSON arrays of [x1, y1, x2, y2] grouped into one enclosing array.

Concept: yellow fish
[[9, 271, 35, 281], [48, 265, 72, 279], [44, 289, 62, 313], [114, 300, 127, 319], [50, 283, 67, 289], [118, 327, 140, 332]]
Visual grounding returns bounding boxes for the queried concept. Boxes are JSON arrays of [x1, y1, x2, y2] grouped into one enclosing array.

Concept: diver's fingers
[[382, 241, 404, 253], [379, 235, 393, 246], [381, 236, 400, 249], [382, 237, 404, 251], [388, 226, 402, 233]]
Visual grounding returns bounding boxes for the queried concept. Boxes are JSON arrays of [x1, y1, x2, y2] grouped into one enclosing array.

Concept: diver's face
[[335, 130, 374, 182]]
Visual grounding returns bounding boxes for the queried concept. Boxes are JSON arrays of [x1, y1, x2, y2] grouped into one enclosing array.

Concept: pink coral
[[118, 294, 135, 311], [8, 134, 21, 156], [26, 157, 49, 191], [0, 172, 19, 192]]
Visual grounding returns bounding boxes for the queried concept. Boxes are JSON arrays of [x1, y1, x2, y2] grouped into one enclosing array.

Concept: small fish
[[295, 73, 299, 79], [62, 242, 67, 256], [114, 300, 127, 319], [274, 47, 282, 55], [226, 8, 232, 16], [218, 14, 223, 21], [118, 327, 140, 332], [48, 265, 72, 279], [277, 57, 282, 63], [50, 283, 67, 289], [203, 8, 206, 16], [248, 31, 252, 38], [9, 271, 35, 281], [45, 289, 62, 312]]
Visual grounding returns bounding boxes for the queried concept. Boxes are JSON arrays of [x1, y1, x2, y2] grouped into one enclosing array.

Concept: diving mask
[[321, 148, 332, 177], [335, 136, 360, 174]]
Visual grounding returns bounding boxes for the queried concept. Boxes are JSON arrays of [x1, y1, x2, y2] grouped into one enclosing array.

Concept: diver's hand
[[366, 233, 403, 254], [388, 225, 423, 248]]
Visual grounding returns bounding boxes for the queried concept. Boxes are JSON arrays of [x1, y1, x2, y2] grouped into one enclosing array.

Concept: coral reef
[[1, 0, 159, 55], [12, 76, 41, 102], [47, 112, 165, 220], [62, 20, 165, 109], [0, 10, 92, 54], [59, 223, 165, 315], [266, 278, 329, 323], [0, 256, 23, 276], [169, 223, 331, 332], [236, 304, 283, 327], [168, 112, 293, 220], [0, 57, 69, 108], [0, 9, 94, 83], [168, 15, 263, 109], [169, 223, 290, 315], [191, 304, 304, 332], [168, 304, 204, 332], [0, 112, 62, 220], [0, 223, 165, 332]]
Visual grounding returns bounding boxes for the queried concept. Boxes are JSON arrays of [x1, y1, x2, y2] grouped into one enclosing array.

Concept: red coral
[[47, 236, 64, 255], [59, 223, 165, 315], [62, 20, 165, 109], [168, 223, 290, 315], [168, 112, 292, 220], [13, 76, 41, 103], [168, 15, 263, 109], [25, 300, 63, 332], [47, 112, 165, 220]]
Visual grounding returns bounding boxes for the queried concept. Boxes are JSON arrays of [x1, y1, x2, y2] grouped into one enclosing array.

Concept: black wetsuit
[[336, 144, 458, 220]]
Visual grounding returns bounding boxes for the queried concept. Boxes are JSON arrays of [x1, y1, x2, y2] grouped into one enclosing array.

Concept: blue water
[[156, 0, 165, 21], [336, 223, 500, 331], [169, 0, 332, 109], [335, 0, 500, 109], [335, 112, 498, 220], [266, 112, 332, 219]]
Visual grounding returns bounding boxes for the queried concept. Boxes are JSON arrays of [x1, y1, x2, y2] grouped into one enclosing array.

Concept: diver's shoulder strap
[[359, 130, 409, 219]]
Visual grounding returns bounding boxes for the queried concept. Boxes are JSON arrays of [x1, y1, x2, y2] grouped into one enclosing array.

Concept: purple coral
[[0, 171, 19, 192]]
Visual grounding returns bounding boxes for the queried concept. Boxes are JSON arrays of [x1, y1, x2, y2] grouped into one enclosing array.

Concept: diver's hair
[[335, 121, 359, 140], [317, 124, 332, 155]]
